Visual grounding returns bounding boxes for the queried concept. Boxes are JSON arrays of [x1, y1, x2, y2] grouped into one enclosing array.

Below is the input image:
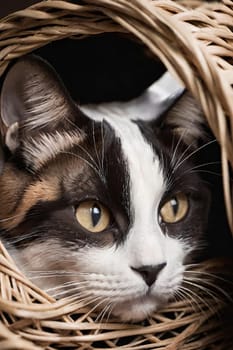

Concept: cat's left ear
[[154, 91, 208, 146], [0, 55, 85, 154]]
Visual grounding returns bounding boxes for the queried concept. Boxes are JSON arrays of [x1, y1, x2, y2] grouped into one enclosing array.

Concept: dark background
[[0, 1, 38, 18]]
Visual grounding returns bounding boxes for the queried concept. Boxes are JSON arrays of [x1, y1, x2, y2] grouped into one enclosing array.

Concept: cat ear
[[155, 91, 208, 146], [0, 55, 78, 151]]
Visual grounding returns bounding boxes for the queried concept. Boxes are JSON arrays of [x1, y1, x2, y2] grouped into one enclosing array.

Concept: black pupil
[[91, 204, 101, 227], [170, 197, 179, 216]]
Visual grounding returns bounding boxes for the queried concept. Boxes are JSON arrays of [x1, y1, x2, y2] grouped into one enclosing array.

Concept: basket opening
[[34, 33, 166, 104]]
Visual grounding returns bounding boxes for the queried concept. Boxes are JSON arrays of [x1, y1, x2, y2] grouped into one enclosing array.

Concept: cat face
[[0, 56, 210, 322]]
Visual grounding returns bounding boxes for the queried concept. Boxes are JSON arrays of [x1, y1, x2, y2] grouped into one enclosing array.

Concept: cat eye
[[75, 200, 110, 233], [159, 193, 189, 224]]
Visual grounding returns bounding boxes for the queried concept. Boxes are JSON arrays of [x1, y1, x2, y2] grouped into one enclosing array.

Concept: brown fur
[[0, 165, 60, 230]]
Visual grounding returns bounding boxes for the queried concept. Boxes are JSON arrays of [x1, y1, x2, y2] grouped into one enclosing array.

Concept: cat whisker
[[173, 287, 203, 315], [28, 275, 82, 282], [62, 294, 104, 315], [164, 129, 191, 188], [108, 302, 118, 324], [181, 286, 205, 312], [170, 129, 189, 167], [45, 282, 88, 294], [103, 300, 116, 325], [52, 286, 94, 300], [0, 212, 27, 224], [60, 151, 101, 178], [173, 161, 222, 181], [185, 161, 221, 170], [27, 270, 89, 277], [94, 299, 113, 324], [76, 296, 109, 323], [165, 133, 196, 189], [45, 280, 89, 292], [177, 285, 212, 316], [183, 275, 233, 302], [51, 285, 91, 299], [166, 157, 221, 192], [184, 170, 222, 177], [172, 139, 217, 174], [166, 173, 211, 192], [92, 298, 110, 324], [180, 162, 222, 177], [73, 141, 100, 171], [4, 232, 39, 245], [92, 120, 102, 174], [100, 120, 105, 176], [182, 278, 227, 316], [184, 266, 233, 285]]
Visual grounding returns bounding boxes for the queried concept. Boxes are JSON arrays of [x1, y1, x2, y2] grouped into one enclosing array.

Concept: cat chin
[[111, 295, 168, 322]]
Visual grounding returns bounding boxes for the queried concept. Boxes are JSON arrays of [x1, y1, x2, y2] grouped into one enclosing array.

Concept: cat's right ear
[[0, 55, 85, 153], [153, 91, 208, 148]]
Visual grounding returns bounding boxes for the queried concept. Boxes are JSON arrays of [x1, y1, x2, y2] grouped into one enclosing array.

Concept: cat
[[0, 55, 228, 322]]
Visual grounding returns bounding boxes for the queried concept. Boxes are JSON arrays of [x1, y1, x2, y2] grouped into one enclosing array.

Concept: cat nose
[[131, 263, 167, 287]]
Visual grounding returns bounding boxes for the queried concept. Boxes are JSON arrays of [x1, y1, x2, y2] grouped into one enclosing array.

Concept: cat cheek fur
[[21, 234, 187, 322]]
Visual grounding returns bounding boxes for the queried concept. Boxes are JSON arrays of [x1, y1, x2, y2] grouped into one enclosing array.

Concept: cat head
[[0, 55, 211, 322]]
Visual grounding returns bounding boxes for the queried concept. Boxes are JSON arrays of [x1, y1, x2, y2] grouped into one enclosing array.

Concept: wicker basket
[[0, 0, 233, 349]]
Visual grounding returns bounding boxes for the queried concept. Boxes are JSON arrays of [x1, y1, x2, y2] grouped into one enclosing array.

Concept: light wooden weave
[[0, 0, 233, 349]]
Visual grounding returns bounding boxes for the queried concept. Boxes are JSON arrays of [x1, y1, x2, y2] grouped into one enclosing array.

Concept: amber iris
[[160, 193, 189, 224], [76, 201, 110, 232]]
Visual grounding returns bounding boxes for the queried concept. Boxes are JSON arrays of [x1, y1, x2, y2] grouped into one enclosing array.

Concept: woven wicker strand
[[0, 0, 233, 349]]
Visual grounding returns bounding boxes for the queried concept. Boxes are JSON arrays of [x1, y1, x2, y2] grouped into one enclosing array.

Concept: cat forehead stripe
[[22, 130, 85, 170], [104, 116, 165, 221]]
